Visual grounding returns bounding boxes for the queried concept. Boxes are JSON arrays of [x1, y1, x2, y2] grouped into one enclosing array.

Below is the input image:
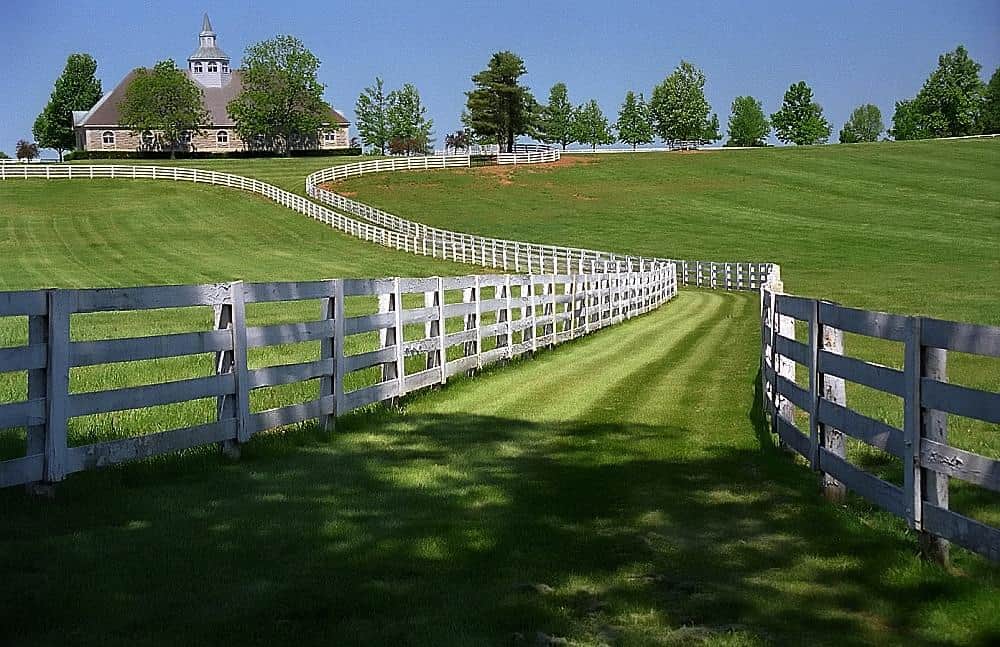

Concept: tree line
[[352, 45, 999, 154], [20, 41, 1000, 160]]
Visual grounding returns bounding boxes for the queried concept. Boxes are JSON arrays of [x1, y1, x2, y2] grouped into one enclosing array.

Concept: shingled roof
[[77, 69, 349, 128]]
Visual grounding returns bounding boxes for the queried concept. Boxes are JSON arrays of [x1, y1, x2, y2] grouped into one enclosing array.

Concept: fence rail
[[0, 267, 676, 488], [760, 285, 1000, 562]]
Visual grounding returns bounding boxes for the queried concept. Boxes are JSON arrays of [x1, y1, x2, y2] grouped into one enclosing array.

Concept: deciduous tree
[[463, 51, 538, 152], [573, 100, 614, 150], [32, 53, 102, 161], [118, 60, 208, 158], [839, 104, 884, 143], [726, 96, 769, 146], [649, 61, 714, 142], [355, 77, 390, 155], [387, 83, 433, 155], [16, 140, 39, 161], [538, 82, 575, 149], [912, 45, 984, 137], [889, 99, 928, 141], [228, 35, 327, 156], [980, 67, 1000, 134], [615, 91, 653, 150], [771, 81, 831, 145]]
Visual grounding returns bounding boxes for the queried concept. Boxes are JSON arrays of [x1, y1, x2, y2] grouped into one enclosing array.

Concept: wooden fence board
[[342, 381, 398, 412], [68, 373, 235, 417], [251, 396, 335, 432], [0, 344, 46, 372], [776, 375, 810, 411], [922, 503, 1000, 562], [248, 358, 335, 389], [775, 294, 813, 320], [921, 318, 1000, 357], [342, 278, 395, 296], [920, 439, 1000, 492], [244, 280, 335, 303], [344, 312, 395, 336], [0, 454, 44, 488], [73, 283, 231, 313], [245, 320, 335, 348], [818, 351, 906, 397], [818, 448, 907, 518], [66, 419, 238, 473], [0, 290, 48, 317], [775, 414, 810, 457], [344, 347, 395, 373], [921, 379, 1000, 423], [402, 368, 440, 394], [817, 399, 904, 457], [819, 302, 910, 342], [0, 398, 46, 430], [70, 330, 231, 367], [775, 335, 809, 366]]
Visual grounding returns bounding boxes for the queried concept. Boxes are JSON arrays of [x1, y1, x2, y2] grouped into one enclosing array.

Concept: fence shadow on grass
[[0, 411, 997, 646]]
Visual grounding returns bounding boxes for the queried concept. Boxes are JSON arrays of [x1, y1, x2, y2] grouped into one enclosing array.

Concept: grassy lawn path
[[2, 291, 996, 646]]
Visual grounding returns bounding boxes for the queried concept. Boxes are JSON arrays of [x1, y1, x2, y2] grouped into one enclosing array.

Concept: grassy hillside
[[2, 292, 997, 646], [0, 178, 464, 290], [337, 139, 1000, 325]]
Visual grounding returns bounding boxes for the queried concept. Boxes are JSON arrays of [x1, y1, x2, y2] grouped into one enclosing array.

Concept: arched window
[[102, 131, 115, 146], [207, 62, 218, 73], [221, 63, 230, 74], [216, 130, 229, 145], [193, 62, 203, 73], [141, 131, 155, 147]]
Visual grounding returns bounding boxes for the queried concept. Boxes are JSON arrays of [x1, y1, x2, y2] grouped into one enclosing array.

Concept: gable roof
[[77, 69, 349, 128]]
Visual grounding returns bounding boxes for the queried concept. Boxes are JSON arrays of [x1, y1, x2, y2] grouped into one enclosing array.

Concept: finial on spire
[[201, 13, 214, 34]]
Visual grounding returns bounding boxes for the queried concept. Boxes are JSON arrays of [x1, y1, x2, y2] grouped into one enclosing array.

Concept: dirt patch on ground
[[548, 155, 599, 168]]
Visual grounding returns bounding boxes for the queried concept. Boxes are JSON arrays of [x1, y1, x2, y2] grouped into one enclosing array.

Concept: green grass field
[[1, 143, 998, 645]]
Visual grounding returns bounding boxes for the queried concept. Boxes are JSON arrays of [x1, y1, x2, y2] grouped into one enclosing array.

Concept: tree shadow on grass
[[0, 410, 997, 647]]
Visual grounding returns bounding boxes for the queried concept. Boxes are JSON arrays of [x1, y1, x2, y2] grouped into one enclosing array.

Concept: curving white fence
[[304, 147, 778, 289]]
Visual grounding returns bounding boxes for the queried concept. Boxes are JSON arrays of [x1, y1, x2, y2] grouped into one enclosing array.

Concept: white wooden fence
[[0, 267, 676, 488], [760, 284, 1000, 562], [302, 150, 778, 289]]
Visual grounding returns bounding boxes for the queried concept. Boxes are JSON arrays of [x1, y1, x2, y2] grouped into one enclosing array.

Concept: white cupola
[[187, 13, 231, 88]]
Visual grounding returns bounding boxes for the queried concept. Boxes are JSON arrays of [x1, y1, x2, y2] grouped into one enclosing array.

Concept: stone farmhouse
[[73, 14, 350, 154]]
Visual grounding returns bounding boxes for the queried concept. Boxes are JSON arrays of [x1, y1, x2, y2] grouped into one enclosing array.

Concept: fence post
[[462, 279, 479, 372], [425, 279, 442, 373], [903, 317, 923, 533], [436, 278, 448, 384], [319, 280, 339, 432], [919, 342, 950, 566], [378, 284, 400, 401], [808, 300, 821, 470], [25, 310, 48, 493], [40, 290, 71, 490], [494, 278, 509, 353], [820, 321, 847, 501]]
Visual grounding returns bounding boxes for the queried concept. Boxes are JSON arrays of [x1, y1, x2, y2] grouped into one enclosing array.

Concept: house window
[[141, 131, 155, 147], [193, 62, 203, 73], [323, 131, 337, 144], [216, 130, 229, 145], [180, 131, 192, 144], [102, 131, 115, 146], [221, 63, 229, 73], [208, 62, 218, 73]]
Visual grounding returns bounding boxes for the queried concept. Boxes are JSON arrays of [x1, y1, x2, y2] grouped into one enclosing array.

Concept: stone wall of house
[[82, 124, 350, 153]]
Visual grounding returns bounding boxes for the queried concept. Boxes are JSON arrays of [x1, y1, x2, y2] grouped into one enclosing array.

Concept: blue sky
[[1, 0, 998, 156]]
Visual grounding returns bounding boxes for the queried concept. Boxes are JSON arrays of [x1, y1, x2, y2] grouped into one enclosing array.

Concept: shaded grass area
[[1, 292, 997, 646]]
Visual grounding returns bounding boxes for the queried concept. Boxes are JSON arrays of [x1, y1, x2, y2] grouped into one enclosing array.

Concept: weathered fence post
[[25, 309, 48, 494], [808, 299, 821, 470], [319, 280, 338, 432], [919, 342, 950, 566], [378, 281, 401, 402], [425, 280, 442, 373], [903, 317, 923, 534], [38, 290, 71, 491], [820, 320, 847, 502], [462, 278, 480, 373]]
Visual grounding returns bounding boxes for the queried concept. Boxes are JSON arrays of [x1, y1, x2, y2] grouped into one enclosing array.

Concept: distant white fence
[[760, 282, 1000, 562], [304, 148, 778, 289], [0, 268, 676, 487]]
